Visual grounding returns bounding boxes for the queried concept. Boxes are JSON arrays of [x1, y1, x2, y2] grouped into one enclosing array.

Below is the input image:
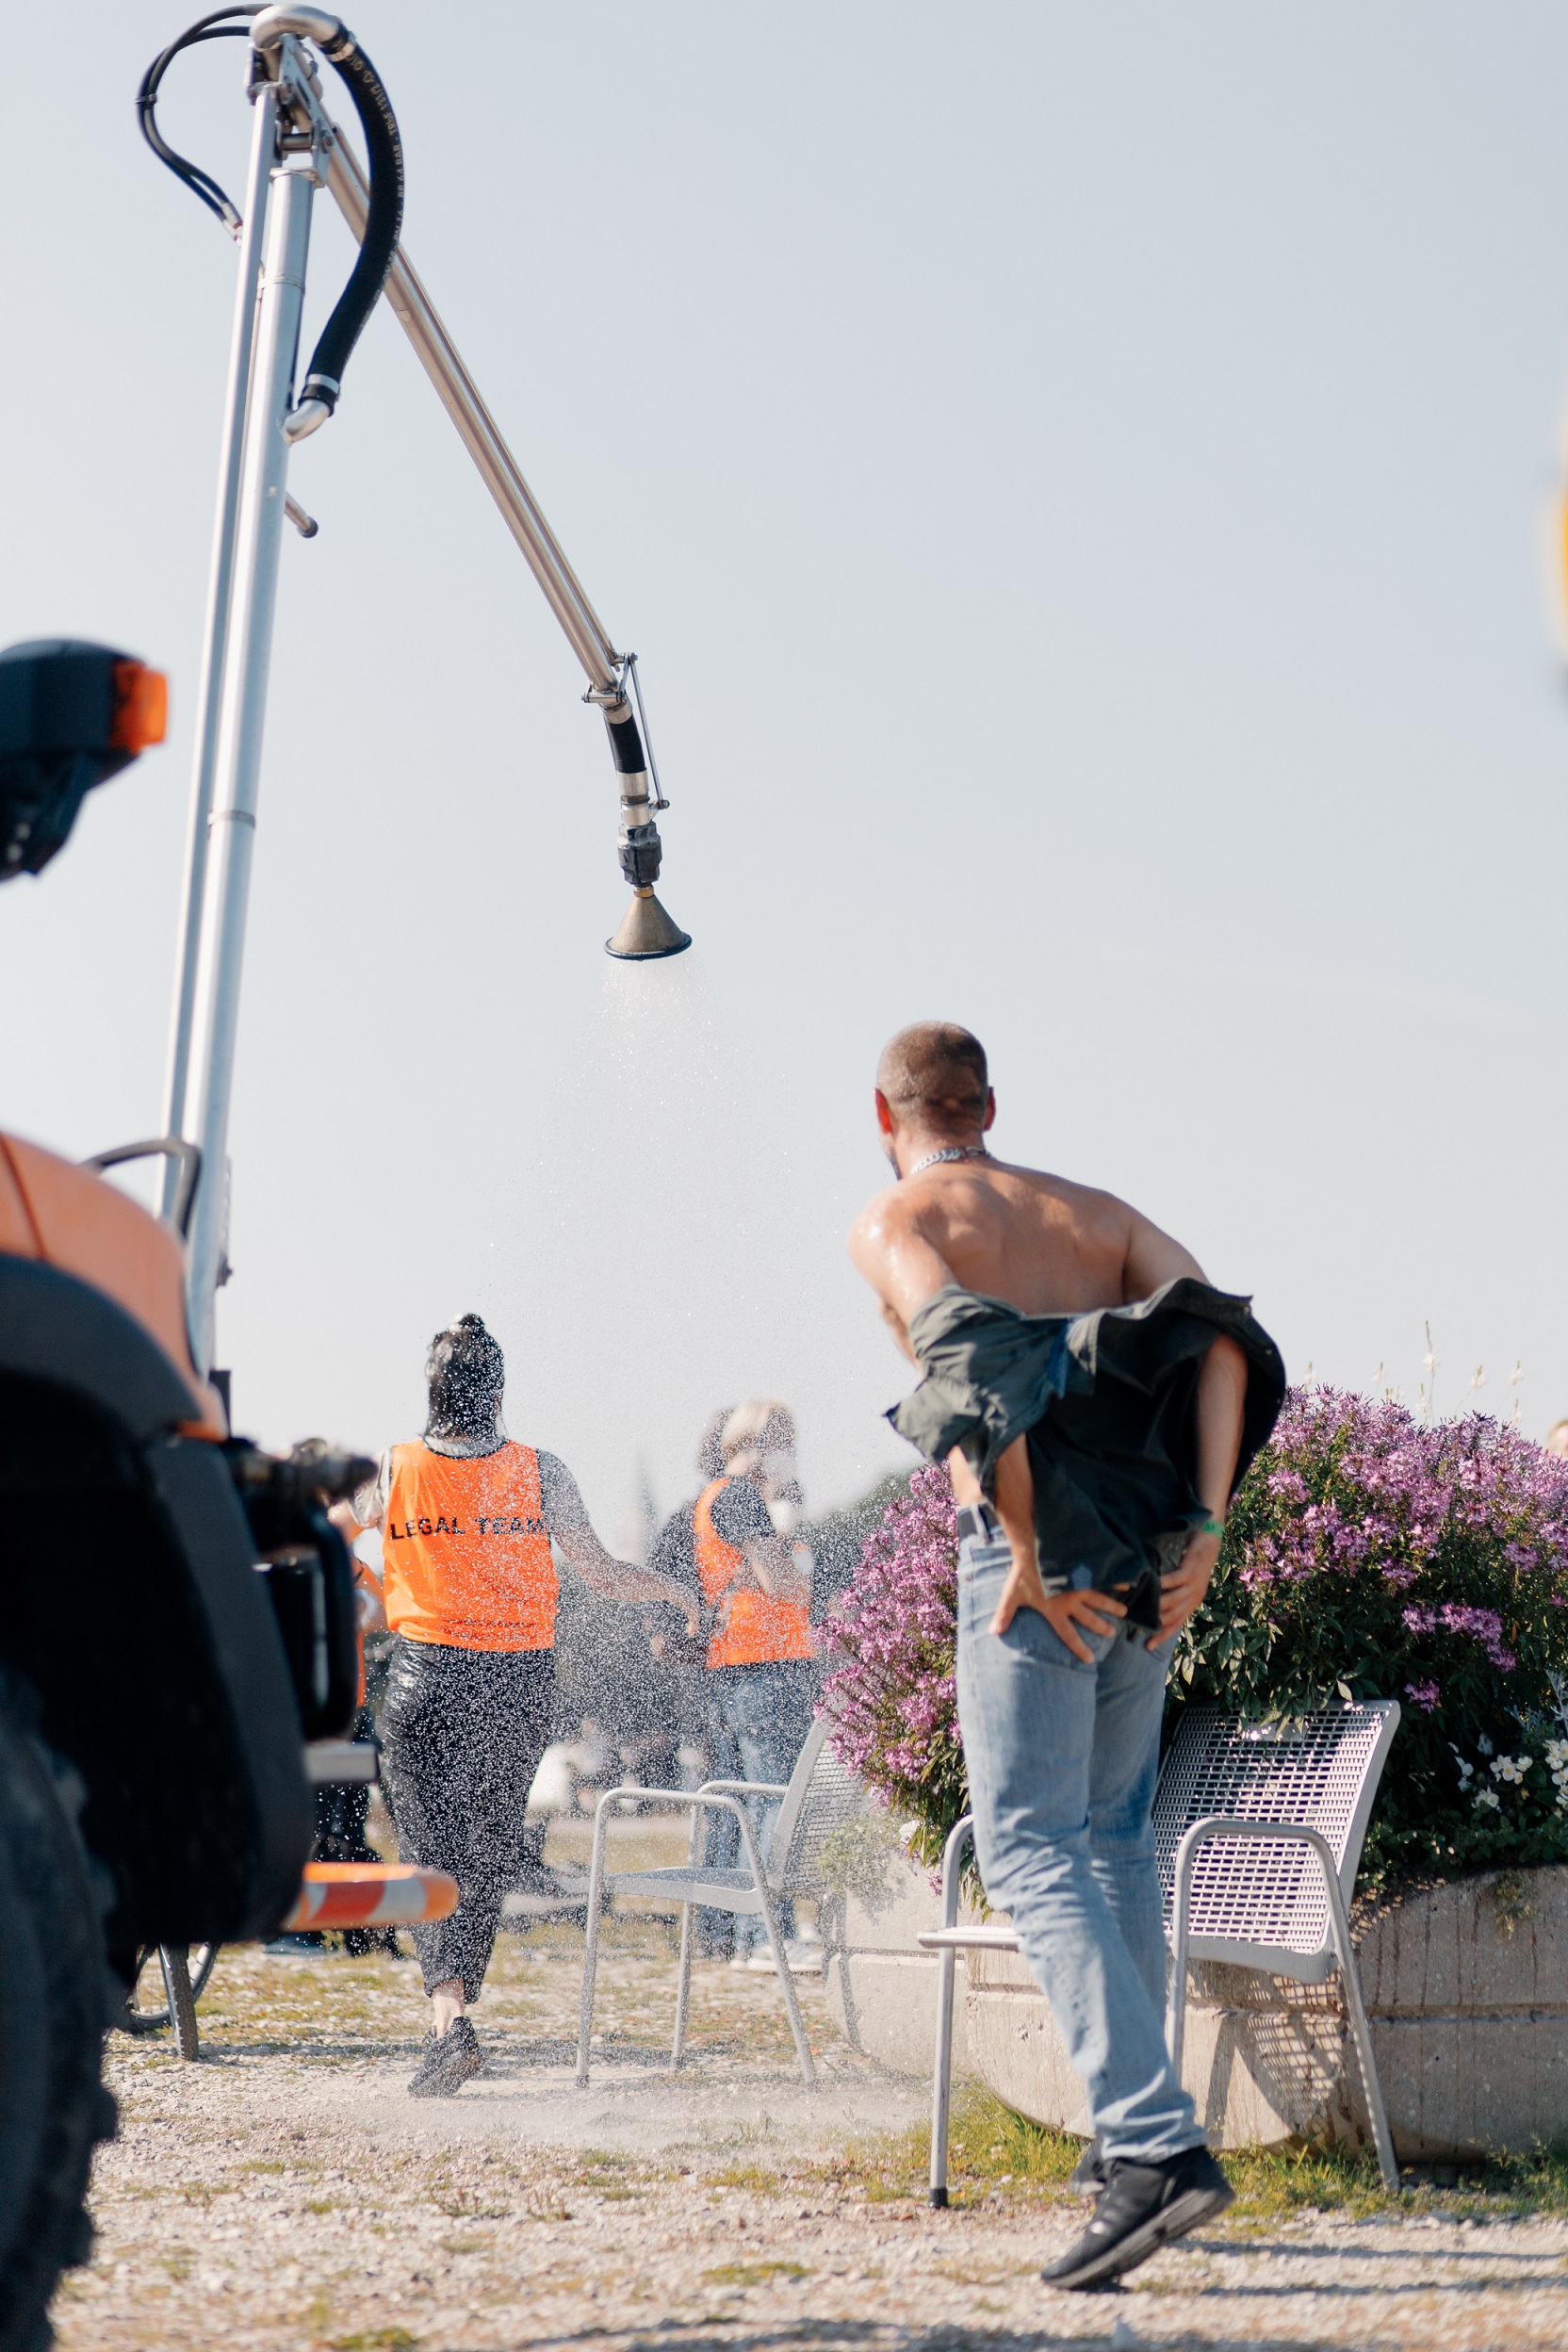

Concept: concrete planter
[[965, 1867, 1568, 2160], [818, 1820, 978, 2083]]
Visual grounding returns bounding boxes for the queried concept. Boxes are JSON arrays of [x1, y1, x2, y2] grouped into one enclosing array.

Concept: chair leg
[[575, 1796, 613, 2088], [928, 1942, 956, 2208], [1322, 1870, 1400, 2194], [672, 1900, 694, 2070], [756, 1882, 815, 2088], [1165, 1841, 1195, 2080]]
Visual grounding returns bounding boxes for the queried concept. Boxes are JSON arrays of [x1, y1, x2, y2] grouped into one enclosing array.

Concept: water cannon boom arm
[[323, 139, 690, 961], [143, 8, 690, 1368]]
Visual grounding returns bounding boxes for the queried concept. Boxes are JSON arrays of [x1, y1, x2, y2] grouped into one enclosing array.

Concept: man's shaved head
[[876, 1021, 989, 1137]]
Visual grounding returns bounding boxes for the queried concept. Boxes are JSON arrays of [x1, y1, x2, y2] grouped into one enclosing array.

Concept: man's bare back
[[849, 1022, 1246, 1658], [849, 1154, 1202, 1364]]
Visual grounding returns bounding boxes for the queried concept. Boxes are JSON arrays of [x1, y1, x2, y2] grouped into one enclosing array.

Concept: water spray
[[141, 8, 690, 1367]]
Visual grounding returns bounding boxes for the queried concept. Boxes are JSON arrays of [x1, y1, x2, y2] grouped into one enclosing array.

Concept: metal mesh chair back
[[768, 1716, 875, 1894], [1152, 1701, 1399, 1962]]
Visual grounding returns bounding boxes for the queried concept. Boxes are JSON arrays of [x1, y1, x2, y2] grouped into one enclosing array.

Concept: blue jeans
[[956, 1520, 1202, 2163], [701, 1659, 818, 1954]]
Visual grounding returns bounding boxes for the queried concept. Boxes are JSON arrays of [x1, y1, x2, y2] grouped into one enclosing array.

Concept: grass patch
[[525, 2188, 573, 2221], [575, 2150, 654, 2201], [808, 2081, 1568, 2221], [701, 2261, 809, 2287], [702, 2164, 782, 2196], [327, 2331, 420, 2352], [813, 2082, 1079, 2203]]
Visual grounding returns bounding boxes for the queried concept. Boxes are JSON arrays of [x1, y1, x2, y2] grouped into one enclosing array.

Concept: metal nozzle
[[606, 888, 692, 960]]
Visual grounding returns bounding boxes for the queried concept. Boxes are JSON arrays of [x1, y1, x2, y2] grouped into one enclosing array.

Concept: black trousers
[[379, 1638, 556, 2001]]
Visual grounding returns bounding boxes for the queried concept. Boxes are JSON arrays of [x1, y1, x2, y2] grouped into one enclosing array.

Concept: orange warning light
[[110, 660, 169, 755]]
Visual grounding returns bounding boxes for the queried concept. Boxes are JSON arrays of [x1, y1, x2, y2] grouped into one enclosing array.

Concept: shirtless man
[[851, 1021, 1280, 2290]]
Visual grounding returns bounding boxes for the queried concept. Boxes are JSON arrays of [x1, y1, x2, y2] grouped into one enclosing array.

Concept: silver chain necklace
[[904, 1144, 990, 1179]]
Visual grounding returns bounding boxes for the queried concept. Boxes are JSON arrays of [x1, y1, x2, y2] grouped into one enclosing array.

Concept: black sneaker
[[1041, 2144, 1233, 2291], [408, 2015, 483, 2099], [1068, 2138, 1104, 2197]]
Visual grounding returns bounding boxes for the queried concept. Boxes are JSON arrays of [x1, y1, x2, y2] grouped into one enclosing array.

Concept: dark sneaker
[[1041, 2145, 1233, 2290], [408, 2016, 483, 2099], [1068, 2138, 1104, 2197]]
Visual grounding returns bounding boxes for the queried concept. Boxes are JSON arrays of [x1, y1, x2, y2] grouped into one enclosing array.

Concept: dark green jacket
[[889, 1277, 1285, 1592]]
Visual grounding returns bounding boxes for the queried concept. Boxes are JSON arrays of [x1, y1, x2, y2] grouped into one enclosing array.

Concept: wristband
[[1200, 1515, 1226, 1540]]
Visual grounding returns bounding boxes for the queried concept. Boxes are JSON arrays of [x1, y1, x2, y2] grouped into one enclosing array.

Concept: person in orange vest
[[332, 1314, 694, 2096], [694, 1398, 820, 1970]]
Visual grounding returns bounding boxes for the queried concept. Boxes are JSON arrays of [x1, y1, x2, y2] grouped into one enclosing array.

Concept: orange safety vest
[[383, 1442, 558, 1653], [694, 1476, 815, 1672]]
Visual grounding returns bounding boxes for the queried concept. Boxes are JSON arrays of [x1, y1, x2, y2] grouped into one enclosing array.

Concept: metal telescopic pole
[[324, 142, 623, 694], [182, 150, 319, 1370], [158, 87, 279, 1220]]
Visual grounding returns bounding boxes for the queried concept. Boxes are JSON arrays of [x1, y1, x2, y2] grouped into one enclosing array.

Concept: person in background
[[696, 1399, 820, 1972], [266, 1437, 393, 1959], [645, 1410, 733, 1952], [1546, 1419, 1568, 1460], [331, 1314, 694, 2096], [635, 1410, 733, 1807]]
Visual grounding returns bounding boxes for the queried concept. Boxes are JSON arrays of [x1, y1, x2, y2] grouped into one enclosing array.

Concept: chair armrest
[[916, 1926, 1021, 1952], [593, 1786, 753, 1818], [586, 1782, 774, 1909], [696, 1778, 790, 1799], [939, 1813, 976, 1932]]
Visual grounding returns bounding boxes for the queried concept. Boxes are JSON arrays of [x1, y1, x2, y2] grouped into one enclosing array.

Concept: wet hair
[[425, 1314, 504, 1442], [697, 1408, 733, 1485], [876, 1021, 988, 1137]]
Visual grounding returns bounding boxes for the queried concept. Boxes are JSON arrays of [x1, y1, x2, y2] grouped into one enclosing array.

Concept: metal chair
[[1157, 1700, 1401, 2190], [574, 1716, 872, 2089], [918, 1698, 1402, 2203]]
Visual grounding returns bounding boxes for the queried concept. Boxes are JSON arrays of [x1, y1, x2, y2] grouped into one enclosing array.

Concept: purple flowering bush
[[820, 1463, 966, 1877], [1172, 1386, 1568, 1891], [823, 1391, 1568, 1897]]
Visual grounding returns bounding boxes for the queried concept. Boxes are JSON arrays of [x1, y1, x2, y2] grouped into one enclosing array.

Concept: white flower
[[1474, 1787, 1502, 1812], [1477, 1734, 1495, 1757], [1492, 1755, 1531, 1785], [1545, 1740, 1568, 1772]]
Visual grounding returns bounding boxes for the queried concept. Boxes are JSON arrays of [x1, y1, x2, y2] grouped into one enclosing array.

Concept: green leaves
[[1168, 1388, 1568, 1893]]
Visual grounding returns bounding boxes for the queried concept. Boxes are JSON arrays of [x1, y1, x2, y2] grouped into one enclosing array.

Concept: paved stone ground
[[49, 1863, 1568, 2352]]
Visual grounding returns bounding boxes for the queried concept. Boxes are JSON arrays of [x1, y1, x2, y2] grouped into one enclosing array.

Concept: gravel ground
[[50, 1903, 1568, 2352]]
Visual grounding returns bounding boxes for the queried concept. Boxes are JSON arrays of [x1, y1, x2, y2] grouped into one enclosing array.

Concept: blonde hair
[[723, 1399, 795, 1461]]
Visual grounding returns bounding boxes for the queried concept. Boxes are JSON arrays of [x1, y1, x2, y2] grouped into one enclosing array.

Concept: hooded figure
[[333, 1314, 693, 2095]]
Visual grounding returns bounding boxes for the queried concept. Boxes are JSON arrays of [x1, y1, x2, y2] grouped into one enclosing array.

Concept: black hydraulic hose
[[137, 8, 262, 236], [294, 24, 404, 416], [139, 9, 403, 419]]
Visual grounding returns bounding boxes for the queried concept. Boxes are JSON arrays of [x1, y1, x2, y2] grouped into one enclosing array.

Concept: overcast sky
[[4, 4, 1567, 1537]]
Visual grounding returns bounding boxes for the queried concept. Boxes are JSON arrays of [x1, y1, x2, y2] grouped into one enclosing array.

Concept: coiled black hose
[[294, 24, 403, 416], [137, 7, 263, 235], [137, 9, 404, 420]]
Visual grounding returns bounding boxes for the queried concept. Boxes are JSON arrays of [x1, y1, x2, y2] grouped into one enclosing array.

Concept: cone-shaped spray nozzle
[[605, 887, 692, 960]]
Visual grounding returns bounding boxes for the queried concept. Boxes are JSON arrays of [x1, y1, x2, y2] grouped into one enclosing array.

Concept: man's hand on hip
[[989, 1555, 1126, 1661], [1147, 1527, 1221, 1651]]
